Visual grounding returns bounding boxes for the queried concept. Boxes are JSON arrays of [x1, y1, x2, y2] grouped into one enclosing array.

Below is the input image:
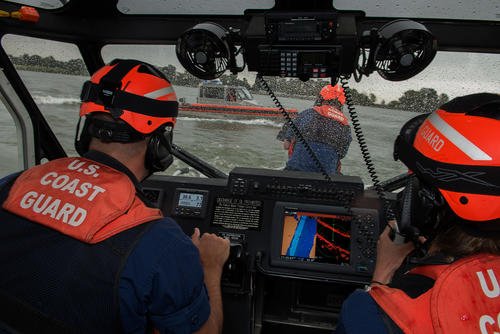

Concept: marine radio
[[264, 13, 338, 42], [243, 11, 360, 81]]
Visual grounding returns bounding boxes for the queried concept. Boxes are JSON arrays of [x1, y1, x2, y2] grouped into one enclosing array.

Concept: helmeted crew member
[[277, 84, 352, 174], [336, 93, 500, 334], [0, 59, 230, 333]]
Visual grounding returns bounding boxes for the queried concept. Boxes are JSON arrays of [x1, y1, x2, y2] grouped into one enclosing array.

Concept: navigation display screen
[[280, 209, 351, 265], [178, 192, 204, 208]]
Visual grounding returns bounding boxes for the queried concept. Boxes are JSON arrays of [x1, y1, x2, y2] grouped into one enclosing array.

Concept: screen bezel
[[270, 202, 376, 275], [172, 188, 209, 218]]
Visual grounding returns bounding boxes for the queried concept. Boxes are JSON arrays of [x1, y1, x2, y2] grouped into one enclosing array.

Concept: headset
[[392, 94, 500, 243], [391, 114, 445, 244]]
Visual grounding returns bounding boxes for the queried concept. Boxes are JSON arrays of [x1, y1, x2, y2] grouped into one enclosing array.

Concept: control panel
[[257, 47, 341, 79], [143, 167, 383, 334], [229, 167, 364, 206]]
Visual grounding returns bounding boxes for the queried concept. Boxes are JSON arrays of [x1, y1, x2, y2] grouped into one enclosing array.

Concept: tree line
[[9, 54, 449, 113]]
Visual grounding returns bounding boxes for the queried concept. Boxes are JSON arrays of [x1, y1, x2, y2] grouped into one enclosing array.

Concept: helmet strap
[[88, 117, 146, 143], [74, 116, 148, 156]]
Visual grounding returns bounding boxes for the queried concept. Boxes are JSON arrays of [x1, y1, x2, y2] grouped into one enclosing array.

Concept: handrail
[[171, 143, 227, 179]]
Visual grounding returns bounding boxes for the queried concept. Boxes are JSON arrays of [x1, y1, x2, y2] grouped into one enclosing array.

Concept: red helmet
[[80, 59, 178, 134], [394, 93, 500, 224], [319, 84, 346, 105]]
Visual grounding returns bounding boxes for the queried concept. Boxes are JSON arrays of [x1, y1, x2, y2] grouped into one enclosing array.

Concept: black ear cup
[[394, 176, 446, 243], [74, 117, 92, 156], [393, 113, 428, 161], [145, 129, 173, 173], [394, 176, 422, 243]]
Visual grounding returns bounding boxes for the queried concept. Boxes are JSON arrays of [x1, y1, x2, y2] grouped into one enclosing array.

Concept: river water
[[0, 71, 419, 186]]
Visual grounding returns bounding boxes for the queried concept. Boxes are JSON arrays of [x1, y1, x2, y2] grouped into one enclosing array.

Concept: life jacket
[[2, 157, 163, 243], [369, 254, 500, 334], [313, 105, 349, 126], [0, 157, 163, 332]]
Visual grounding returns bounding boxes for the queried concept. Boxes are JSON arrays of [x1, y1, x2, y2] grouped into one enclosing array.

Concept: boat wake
[[177, 116, 283, 127], [34, 95, 80, 105]]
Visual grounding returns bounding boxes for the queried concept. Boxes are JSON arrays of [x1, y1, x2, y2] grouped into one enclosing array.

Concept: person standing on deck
[[277, 84, 352, 174]]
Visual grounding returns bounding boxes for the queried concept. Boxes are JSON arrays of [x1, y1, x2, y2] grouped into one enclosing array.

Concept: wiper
[[171, 143, 227, 179]]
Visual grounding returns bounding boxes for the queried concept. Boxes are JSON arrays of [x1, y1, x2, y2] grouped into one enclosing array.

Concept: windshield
[[238, 88, 254, 100], [115, 0, 500, 21], [1, 36, 499, 186]]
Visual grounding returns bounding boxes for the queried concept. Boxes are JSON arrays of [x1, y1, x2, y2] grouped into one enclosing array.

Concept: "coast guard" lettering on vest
[[17, 159, 106, 227], [477, 268, 500, 334]]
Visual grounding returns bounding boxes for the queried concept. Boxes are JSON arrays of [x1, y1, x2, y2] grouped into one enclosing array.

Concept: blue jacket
[[280, 107, 352, 174]]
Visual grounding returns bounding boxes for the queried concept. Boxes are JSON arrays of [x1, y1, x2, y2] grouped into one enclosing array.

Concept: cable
[[257, 74, 355, 213], [340, 75, 395, 221]]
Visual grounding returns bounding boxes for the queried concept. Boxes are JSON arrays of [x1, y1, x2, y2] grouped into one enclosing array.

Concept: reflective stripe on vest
[[2, 157, 163, 243], [369, 254, 500, 334]]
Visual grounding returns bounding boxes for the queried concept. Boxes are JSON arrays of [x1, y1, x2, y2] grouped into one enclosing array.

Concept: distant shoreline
[[9, 55, 448, 113]]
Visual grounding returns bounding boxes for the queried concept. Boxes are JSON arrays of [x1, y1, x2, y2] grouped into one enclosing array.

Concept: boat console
[[143, 167, 382, 333]]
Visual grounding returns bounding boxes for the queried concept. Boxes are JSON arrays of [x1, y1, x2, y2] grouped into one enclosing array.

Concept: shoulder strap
[[0, 172, 21, 193]]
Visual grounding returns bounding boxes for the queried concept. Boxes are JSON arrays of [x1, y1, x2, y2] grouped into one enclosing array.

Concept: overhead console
[[243, 11, 361, 81], [176, 6, 437, 84]]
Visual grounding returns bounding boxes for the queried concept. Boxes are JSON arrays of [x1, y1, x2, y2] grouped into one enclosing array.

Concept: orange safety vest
[[3, 157, 163, 243], [313, 105, 349, 126], [369, 254, 500, 334]]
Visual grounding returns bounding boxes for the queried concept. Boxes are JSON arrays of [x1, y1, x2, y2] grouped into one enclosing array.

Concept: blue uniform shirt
[[336, 289, 401, 334], [119, 218, 210, 333]]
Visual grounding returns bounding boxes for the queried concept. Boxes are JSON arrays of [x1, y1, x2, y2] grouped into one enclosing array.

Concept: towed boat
[[178, 82, 298, 118]]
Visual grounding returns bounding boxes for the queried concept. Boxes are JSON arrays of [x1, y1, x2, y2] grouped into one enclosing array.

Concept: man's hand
[[371, 221, 416, 285], [191, 228, 230, 334], [191, 228, 230, 274], [283, 139, 291, 150]]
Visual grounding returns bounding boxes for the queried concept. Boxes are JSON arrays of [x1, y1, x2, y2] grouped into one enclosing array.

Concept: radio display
[[281, 20, 317, 34], [280, 208, 351, 265], [178, 192, 204, 208]]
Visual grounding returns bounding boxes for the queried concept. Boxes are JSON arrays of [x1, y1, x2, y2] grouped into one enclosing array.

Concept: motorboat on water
[[178, 82, 298, 118], [0, 0, 497, 333]]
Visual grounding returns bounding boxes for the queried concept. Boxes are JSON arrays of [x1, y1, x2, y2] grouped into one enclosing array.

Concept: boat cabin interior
[[197, 83, 256, 105], [0, 0, 498, 333]]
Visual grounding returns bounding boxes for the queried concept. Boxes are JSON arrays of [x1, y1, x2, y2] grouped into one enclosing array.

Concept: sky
[[2, 31, 499, 103]]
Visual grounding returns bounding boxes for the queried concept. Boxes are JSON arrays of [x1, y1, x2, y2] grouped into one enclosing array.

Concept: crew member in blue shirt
[[0, 59, 229, 333]]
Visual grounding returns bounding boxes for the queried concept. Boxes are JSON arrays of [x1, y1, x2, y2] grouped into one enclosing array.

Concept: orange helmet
[[394, 93, 500, 225], [80, 59, 178, 134], [319, 84, 346, 105]]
